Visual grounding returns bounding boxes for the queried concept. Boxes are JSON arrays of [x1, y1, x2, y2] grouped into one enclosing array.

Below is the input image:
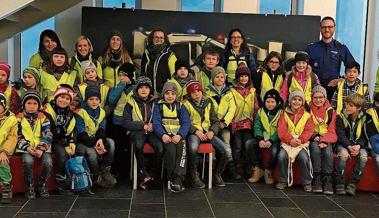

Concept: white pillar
[[141, 0, 180, 11], [223, 0, 259, 13]]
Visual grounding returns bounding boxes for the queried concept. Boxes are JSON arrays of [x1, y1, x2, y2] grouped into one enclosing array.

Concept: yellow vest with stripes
[[284, 111, 311, 136], [127, 97, 154, 122], [160, 101, 181, 135], [336, 81, 367, 115], [231, 87, 255, 122], [311, 108, 333, 136], [114, 91, 133, 117], [40, 70, 77, 101], [44, 103, 75, 136], [258, 108, 281, 140], [206, 88, 236, 126], [260, 71, 283, 100], [339, 112, 365, 141], [226, 51, 247, 83], [78, 83, 110, 108], [183, 100, 211, 131], [76, 108, 105, 137], [17, 114, 47, 149]]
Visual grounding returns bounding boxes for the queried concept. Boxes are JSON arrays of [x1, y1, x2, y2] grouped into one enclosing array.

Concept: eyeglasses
[[153, 36, 164, 40], [321, 25, 335, 30], [312, 96, 325, 99], [269, 60, 280, 65], [230, 36, 242, 39]]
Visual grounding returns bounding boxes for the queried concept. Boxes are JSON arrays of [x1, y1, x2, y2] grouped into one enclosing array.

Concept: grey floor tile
[[21, 195, 76, 212], [4, 194, 29, 206], [205, 184, 259, 203], [329, 193, 379, 205], [283, 186, 317, 196], [67, 209, 129, 218], [166, 200, 213, 217], [341, 204, 379, 218], [133, 190, 164, 204], [80, 183, 132, 199], [165, 189, 206, 204], [73, 198, 131, 210], [15, 212, 66, 218], [213, 202, 273, 218], [261, 197, 297, 208], [291, 196, 342, 212], [130, 203, 165, 218], [0, 206, 21, 218], [305, 211, 354, 218], [268, 207, 307, 218]]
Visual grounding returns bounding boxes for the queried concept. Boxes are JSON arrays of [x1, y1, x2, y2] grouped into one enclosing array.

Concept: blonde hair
[[345, 93, 366, 108], [74, 35, 94, 53]]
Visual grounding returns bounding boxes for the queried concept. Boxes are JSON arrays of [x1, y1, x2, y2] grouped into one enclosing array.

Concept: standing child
[[206, 66, 239, 179], [16, 90, 53, 199], [366, 92, 379, 175], [183, 80, 227, 188], [123, 77, 163, 190], [331, 61, 370, 115], [75, 86, 117, 189], [309, 86, 337, 194], [230, 64, 259, 179], [276, 91, 315, 192], [249, 89, 282, 184], [44, 85, 76, 194], [168, 60, 194, 101], [0, 94, 18, 204], [153, 82, 190, 192], [0, 63, 21, 114], [335, 93, 368, 196], [197, 50, 220, 89]]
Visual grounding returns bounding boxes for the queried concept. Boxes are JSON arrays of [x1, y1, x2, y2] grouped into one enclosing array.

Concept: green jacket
[[254, 108, 280, 144]]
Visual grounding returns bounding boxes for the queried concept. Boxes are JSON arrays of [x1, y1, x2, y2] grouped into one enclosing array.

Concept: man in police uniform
[[305, 16, 355, 100]]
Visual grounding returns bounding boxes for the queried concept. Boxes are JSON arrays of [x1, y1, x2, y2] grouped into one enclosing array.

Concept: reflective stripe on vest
[[310, 108, 332, 136], [78, 83, 110, 108], [336, 81, 367, 115], [367, 108, 379, 132], [288, 75, 312, 104], [103, 65, 120, 88], [339, 113, 365, 141], [283, 111, 311, 136], [161, 103, 181, 135], [44, 103, 75, 136], [19, 116, 43, 148], [114, 91, 133, 117], [231, 87, 255, 122], [226, 52, 247, 83], [40, 70, 76, 101], [258, 108, 281, 140], [76, 108, 105, 137], [183, 100, 211, 131], [260, 71, 283, 100], [0, 114, 17, 146], [128, 97, 154, 123]]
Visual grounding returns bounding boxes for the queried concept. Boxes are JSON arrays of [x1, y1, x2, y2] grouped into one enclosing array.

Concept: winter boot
[[335, 172, 346, 195], [213, 172, 226, 187], [25, 181, 35, 199], [191, 170, 205, 189], [226, 161, 242, 180], [38, 183, 49, 198], [323, 174, 334, 195], [94, 175, 110, 189], [1, 182, 12, 204], [312, 173, 323, 193], [56, 174, 72, 195], [101, 166, 117, 188], [346, 183, 356, 196], [264, 169, 274, 185], [248, 166, 264, 183]]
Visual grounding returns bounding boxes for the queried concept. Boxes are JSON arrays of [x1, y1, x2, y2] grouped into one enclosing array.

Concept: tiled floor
[[1, 179, 379, 218]]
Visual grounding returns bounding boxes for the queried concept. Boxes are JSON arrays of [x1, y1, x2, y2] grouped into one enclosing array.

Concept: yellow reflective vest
[[127, 96, 154, 122], [114, 91, 133, 118], [76, 108, 105, 137], [159, 101, 181, 135], [257, 108, 281, 140], [231, 87, 255, 122], [284, 111, 311, 136], [0, 113, 18, 149], [40, 70, 77, 101], [367, 108, 379, 132], [288, 74, 313, 104], [44, 103, 75, 136], [183, 100, 212, 132], [339, 112, 365, 141], [260, 70, 284, 101], [17, 113, 50, 152], [336, 81, 368, 115], [226, 50, 247, 83], [1, 85, 12, 110], [78, 83, 110, 108], [311, 108, 333, 136], [206, 87, 236, 126]]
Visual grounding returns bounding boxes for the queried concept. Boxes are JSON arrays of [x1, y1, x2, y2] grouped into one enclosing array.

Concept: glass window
[[103, 0, 135, 8], [259, 0, 291, 14], [21, 17, 55, 72], [182, 0, 213, 12]]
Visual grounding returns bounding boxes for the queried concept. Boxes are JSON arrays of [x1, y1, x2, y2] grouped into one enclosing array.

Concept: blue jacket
[[108, 81, 134, 125], [152, 101, 191, 138], [305, 39, 355, 84], [223, 49, 257, 76]]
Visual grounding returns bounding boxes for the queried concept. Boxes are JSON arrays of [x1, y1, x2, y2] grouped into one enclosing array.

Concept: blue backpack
[[65, 156, 92, 192]]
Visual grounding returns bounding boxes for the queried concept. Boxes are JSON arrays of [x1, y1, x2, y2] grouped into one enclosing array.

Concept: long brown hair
[[102, 35, 131, 66]]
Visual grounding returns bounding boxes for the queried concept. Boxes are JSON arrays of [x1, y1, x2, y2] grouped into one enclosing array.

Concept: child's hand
[[319, 143, 328, 148], [162, 134, 171, 144], [206, 131, 214, 141], [144, 123, 153, 133], [0, 152, 9, 165], [258, 140, 266, 148], [314, 136, 320, 142], [27, 147, 37, 156], [290, 138, 299, 147], [195, 130, 207, 141], [35, 149, 43, 158], [220, 122, 226, 129], [95, 139, 106, 155], [171, 135, 182, 144], [264, 141, 272, 148]]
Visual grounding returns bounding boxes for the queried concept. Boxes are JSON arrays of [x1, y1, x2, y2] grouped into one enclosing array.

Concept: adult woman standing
[[29, 29, 63, 70], [141, 28, 177, 95], [223, 28, 257, 86], [99, 30, 132, 88], [70, 35, 103, 84]]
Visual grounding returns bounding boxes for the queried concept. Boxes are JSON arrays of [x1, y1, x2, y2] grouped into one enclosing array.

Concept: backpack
[[65, 156, 92, 192]]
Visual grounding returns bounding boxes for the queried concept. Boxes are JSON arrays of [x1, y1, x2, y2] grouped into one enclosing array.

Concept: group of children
[[0, 31, 379, 204]]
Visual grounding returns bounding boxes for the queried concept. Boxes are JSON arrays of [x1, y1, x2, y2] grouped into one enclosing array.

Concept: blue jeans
[[277, 147, 312, 185], [247, 140, 279, 169], [335, 145, 368, 184], [310, 141, 333, 174], [76, 138, 115, 177], [187, 134, 226, 173], [21, 152, 53, 185]]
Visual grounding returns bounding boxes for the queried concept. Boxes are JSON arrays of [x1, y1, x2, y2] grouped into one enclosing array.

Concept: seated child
[[183, 80, 227, 188], [75, 85, 117, 189], [18, 67, 45, 103], [335, 93, 368, 196], [276, 91, 315, 192], [0, 94, 18, 204], [152, 82, 190, 192], [0, 63, 21, 114], [16, 90, 53, 199]]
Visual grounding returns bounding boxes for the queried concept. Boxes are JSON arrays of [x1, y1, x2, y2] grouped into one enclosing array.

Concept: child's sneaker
[[38, 183, 49, 198], [335, 184, 346, 195], [191, 171, 205, 189], [169, 178, 185, 193], [276, 182, 287, 190], [312, 174, 323, 193], [25, 184, 36, 199], [346, 183, 356, 196], [1, 182, 12, 204], [303, 184, 312, 192], [213, 173, 226, 187], [264, 169, 274, 185], [323, 175, 334, 195]]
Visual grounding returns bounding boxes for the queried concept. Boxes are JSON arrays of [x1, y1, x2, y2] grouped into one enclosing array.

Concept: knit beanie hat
[[211, 66, 226, 83], [235, 64, 250, 80], [288, 90, 305, 105], [135, 76, 152, 91], [312, 85, 327, 98], [175, 60, 190, 72], [294, 51, 309, 63], [118, 62, 135, 83], [0, 63, 11, 79], [81, 60, 97, 73], [162, 81, 178, 96], [186, 80, 203, 94], [264, 89, 282, 106], [23, 67, 40, 82], [54, 84, 75, 102], [22, 90, 42, 110], [109, 30, 123, 41], [85, 85, 101, 102], [0, 93, 6, 110]]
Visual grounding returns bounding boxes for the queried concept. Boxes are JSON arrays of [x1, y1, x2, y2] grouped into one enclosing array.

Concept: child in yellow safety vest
[[18, 67, 45, 103], [0, 94, 18, 204], [331, 61, 370, 115], [230, 64, 259, 178], [184, 80, 227, 188], [16, 90, 53, 199], [206, 66, 240, 180], [250, 89, 283, 185], [276, 91, 315, 192], [43, 84, 76, 194], [309, 86, 337, 195], [168, 60, 194, 101], [0, 63, 21, 114], [335, 93, 368, 196], [196, 50, 220, 91]]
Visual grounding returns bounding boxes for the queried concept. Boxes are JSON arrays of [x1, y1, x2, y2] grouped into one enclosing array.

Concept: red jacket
[[0, 83, 21, 114], [278, 107, 315, 145], [309, 101, 337, 144]]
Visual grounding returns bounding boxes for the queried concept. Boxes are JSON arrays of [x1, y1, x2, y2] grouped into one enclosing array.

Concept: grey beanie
[[288, 90, 305, 105], [162, 82, 178, 96], [312, 85, 327, 98], [81, 60, 97, 73], [211, 66, 226, 83]]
